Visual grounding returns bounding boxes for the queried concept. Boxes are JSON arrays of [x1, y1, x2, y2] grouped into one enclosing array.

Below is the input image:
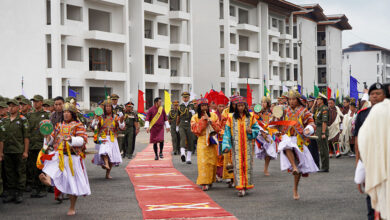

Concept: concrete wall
[[326, 25, 343, 95]]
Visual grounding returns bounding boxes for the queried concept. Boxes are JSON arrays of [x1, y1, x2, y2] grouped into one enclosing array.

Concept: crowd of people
[[0, 82, 389, 218]]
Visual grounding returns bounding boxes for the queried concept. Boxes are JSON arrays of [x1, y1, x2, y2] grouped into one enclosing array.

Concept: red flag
[[137, 90, 145, 114], [216, 91, 229, 105], [247, 84, 252, 107], [327, 87, 332, 99]]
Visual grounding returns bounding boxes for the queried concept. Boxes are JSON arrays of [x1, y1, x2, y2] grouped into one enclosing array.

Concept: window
[[286, 67, 290, 81], [145, 55, 154, 74], [272, 42, 278, 52], [88, 9, 110, 32], [171, 57, 180, 76], [293, 43, 298, 59], [170, 0, 180, 11], [239, 35, 249, 51], [230, 33, 236, 44], [220, 31, 224, 48], [90, 87, 111, 104], [294, 65, 298, 81], [286, 44, 290, 58], [293, 25, 297, 38], [46, 35, 52, 68], [67, 45, 82, 61], [68, 86, 83, 101], [273, 66, 278, 76], [170, 25, 179, 43], [271, 18, 277, 28], [158, 56, 169, 69], [286, 26, 290, 34], [144, 0, 152, 3], [66, 5, 82, 21], [219, 2, 224, 19], [145, 20, 153, 39], [46, 0, 51, 25], [157, 23, 168, 36], [239, 62, 249, 78], [318, 68, 327, 84], [230, 61, 236, 72], [158, 0, 168, 3], [145, 89, 153, 109], [221, 59, 225, 77], [238, 9, 248, 24], [89, 48, 112, 71], [239, 89, 247, 98], [229, 6, 235, 17]]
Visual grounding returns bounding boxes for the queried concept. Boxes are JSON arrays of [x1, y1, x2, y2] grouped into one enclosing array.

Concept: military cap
[[172, 100, 179, 105], [7, 99, 20, 106], [111, 94, 120, 100], [125, 101, 134, 107], [368, 82, 385, 95], [42, 99, 51, 106], [0, 96, 4, 102], [31, 94, 44, 102], [15, 95, 26, 101], [19, 98, 31, 105], [181, 92, 190, 97], [308, 95, 316, 101], [0, 102, 8, 108]]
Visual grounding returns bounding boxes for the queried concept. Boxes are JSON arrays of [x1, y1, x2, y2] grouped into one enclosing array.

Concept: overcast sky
[[292, 0, 390, 49]]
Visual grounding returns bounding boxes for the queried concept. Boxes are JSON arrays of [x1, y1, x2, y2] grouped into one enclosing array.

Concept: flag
[[297, 85, 302, 94], [68, 88, 79, 98], [137, 90, 145, 114], [350, 76, 358, 105], [327, 87, 332, 99], [264, 80, 270, 96], [164, 90, 172, 114], [336, 89, 340, 99], [246, 83, 252, 107], [314, 85, 319, 98]]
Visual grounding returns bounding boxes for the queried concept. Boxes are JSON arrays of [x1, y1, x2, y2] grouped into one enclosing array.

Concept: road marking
[[138, 185, 194, 191], [134, 173, 180, 177], [146, 202, 220, 211]]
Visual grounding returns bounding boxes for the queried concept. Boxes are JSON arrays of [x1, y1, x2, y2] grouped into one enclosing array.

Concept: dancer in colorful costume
[[214, 92, 229, 182], [191, 98, 222, 191], [222, 96, 260, 197], [276, 90, 318, 200], [92, 97, 125, 179], [39, 101, 90, 215], [255, 96, 277, 176]]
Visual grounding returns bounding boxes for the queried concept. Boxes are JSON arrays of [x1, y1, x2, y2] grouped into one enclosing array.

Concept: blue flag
[[350, 76, 358, 104], [297, 85, 302, 94], [68, 88, 79, 98]]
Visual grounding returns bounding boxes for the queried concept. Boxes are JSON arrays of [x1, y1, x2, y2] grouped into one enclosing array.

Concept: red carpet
[[126, 142, 237, 220]]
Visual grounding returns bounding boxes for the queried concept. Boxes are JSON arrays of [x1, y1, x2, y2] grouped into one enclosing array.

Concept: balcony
[[318, 58, 327, 65], [268, 29, 280, 38], [170, 76, 192, 84], [144, 38, 169, 49], [144, 2, 168, 16], [280, 33, 293, 40], [85, 0, 125, 6], [237, 77, 260, 84], [170, 43, 191, 52], [85, 71, 126, 81], [237, 51, 260, 59], [236, 24, 259, 33], [169, 11, 190, 20], [84, 30, 126, 44]]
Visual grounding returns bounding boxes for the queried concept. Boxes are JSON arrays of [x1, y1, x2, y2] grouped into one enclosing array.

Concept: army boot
[[15, 191, 23, 204], [3, 190, 15, 203], [30, 188, 39, 198]]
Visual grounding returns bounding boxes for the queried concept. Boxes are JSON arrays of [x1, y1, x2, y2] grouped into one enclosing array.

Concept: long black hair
[[197, 104, 211, 119], [229, 103, 236, 113], [233, 103, 250, 119]]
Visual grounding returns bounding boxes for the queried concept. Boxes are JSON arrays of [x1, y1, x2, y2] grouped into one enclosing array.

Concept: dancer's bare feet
[[293, 190, 300, 200], [264, 170, 270, 176], [105, 174, 112, 179], [67, 209, 76, 216], [292, 168, 299, 176], [39, 173, 51, 186], [103, 164, 110, 170]]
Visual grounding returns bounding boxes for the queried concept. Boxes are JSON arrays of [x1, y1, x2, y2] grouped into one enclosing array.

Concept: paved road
[[1, 131, 367, 219]]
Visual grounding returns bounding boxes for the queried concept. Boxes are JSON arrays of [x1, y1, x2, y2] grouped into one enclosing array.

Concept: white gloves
[[176, 127, 179, 132], [117, 112, 123, 117], [190, 110, 195, 115]]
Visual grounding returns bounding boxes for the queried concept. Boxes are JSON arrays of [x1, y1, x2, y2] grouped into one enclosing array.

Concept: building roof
[[262, 0, 303, 12], [293, 3, 327, 21], [318, 14, 352, 30], [343, 42, 390, 54]]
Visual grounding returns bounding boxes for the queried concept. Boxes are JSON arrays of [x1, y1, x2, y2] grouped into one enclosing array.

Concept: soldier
[[19, 99, 31, 115], [28, 95, 50, 198], [2, 99, 30, 203], [111, 94, 125, 156], [0, 101, 8, 197], [177, 92, 195, 164], [168, 101, 180, 155], [123, 102, 140, 159], [42, 99, 53, 113], [315, 93, 330, 172]]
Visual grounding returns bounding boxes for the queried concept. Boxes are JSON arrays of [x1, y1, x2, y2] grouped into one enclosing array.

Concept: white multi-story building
[[129, 0, 193, 109], [0, 0, 351, 109], [342, 42, 390, 93], [0, 0, 130, 110]]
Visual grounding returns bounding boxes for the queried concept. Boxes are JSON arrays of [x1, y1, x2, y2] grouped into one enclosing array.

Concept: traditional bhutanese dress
[[92, 115, 124, 166], [221, 108, 234, 180], [145, 105, 168, 144], [222, 113, 260, 190], [255, 110, 278, 160], [191, 112, 222, 185], [42, 121, 91, 196], [278, 106, 319, 174]]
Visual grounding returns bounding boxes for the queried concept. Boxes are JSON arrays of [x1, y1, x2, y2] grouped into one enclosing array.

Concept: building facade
[[0, 0, 351, 109], [342, 42, 390, 93]]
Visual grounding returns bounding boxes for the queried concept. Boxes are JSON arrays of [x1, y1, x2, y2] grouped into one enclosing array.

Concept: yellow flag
[[164, 90, 171, 114], [336, 89, 340, 99]]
